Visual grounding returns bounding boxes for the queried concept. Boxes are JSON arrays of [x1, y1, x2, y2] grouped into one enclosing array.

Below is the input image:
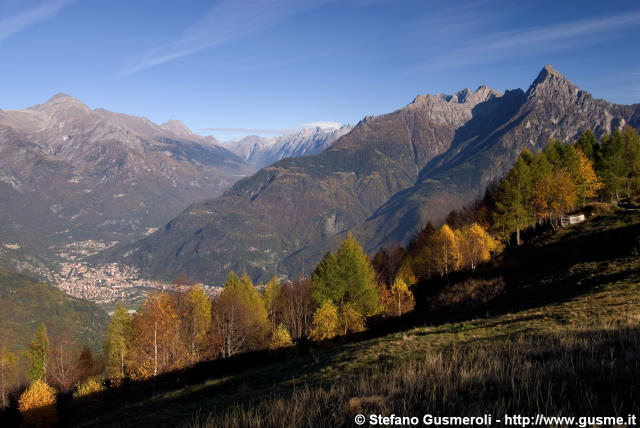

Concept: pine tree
[[493, 150, 534, 244], [598, 129, 625, 202], [104, 304, 132, 380], [263, 277, 281, 331], [575, 129, 599, 161], [622, 126, 640, 199], [312, 234, 380, 316], [27, 323, 49, 382]]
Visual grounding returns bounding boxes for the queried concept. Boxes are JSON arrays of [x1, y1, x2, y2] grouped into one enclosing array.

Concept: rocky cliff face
[[0, 95, 253, 264], [107, 66, 640, 284], [226, 125, 353, 168]]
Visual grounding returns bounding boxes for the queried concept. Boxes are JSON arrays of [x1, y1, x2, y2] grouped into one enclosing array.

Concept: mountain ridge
[[0, 95, 254, 274], [102, 66, 640, 284], [225, 124, 353, 168]]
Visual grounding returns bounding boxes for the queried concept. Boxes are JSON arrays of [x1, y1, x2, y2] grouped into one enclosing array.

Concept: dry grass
[[182, 277, 640, 428]]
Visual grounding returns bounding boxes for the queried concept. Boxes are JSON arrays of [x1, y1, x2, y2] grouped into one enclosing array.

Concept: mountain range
[[106, 65, 640, 285], [225, 124, 353, 168], [0, 94, 253, 272]]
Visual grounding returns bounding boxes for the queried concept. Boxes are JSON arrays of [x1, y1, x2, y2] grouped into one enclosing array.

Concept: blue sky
[[1, 0, 639, 141]]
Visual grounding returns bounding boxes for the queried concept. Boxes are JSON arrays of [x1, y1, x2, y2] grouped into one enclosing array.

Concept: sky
[[0, 0, 639, 141]]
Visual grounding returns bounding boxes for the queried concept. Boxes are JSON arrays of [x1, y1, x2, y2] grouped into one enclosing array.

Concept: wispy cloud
[[417, 11, 640, 72], [123, 0, 331, 76], [0, 0, 76, 43]]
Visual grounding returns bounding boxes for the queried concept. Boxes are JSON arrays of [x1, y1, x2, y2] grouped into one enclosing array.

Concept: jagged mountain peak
[[412, 85, 502, 110], [526, 64, 579, 99]]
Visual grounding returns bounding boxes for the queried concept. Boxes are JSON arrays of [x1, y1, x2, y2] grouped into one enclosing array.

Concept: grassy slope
[[86, 209, 640, 427]]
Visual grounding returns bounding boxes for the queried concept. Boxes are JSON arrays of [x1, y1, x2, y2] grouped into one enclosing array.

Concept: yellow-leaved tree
[[18, 379, 57, 427], [211, 271, 270, 358], [458, 223, 496, 271], [381, 277, 415, 317], [309, 301, 339, 341], [575, 148, 604, 206], [339, 302, 366, 335], [431, 224, 459, 277], [269, 323, 293, 350], [534, 169, 577, 225]]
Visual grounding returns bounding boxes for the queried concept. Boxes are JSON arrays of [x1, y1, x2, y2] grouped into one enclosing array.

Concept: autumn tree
[[26, 323, 49, 382], [411, 246, 435, 281], [339, 303, 366, 335], [430, 224, 459, 277], [575, 148, 604, 206], [275, 276, 315, 340], [312, 234, 380, 316], [381, 277, 415, 317], [371, 244, 405, 287], [211, 271, 269, 358], [132, 293, 180, 377], [47, 333, 79, 392], [183, 285, 212, 364], [458, 223, 496, 271], [18, 379, 57, 427], [262, 277, 281, 331], [309, 301, 339, 341], [533, 169, 577, 225], [0, 346, 17, 409], [105, 303, 132, 380], [269, 324, 293, 350], [395, 256, 417, 285]]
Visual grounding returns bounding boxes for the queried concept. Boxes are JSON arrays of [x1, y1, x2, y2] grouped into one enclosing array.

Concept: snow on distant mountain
[[225, 124, 353, 168]]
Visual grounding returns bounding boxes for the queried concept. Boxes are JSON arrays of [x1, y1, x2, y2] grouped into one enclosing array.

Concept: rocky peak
[[30, 92, 92, 119], [526, 64, 579, 100], [161, 119, 191, 136]]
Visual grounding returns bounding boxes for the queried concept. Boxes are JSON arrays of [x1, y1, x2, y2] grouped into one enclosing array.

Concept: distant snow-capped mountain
[[225, 124, 353, 168]]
